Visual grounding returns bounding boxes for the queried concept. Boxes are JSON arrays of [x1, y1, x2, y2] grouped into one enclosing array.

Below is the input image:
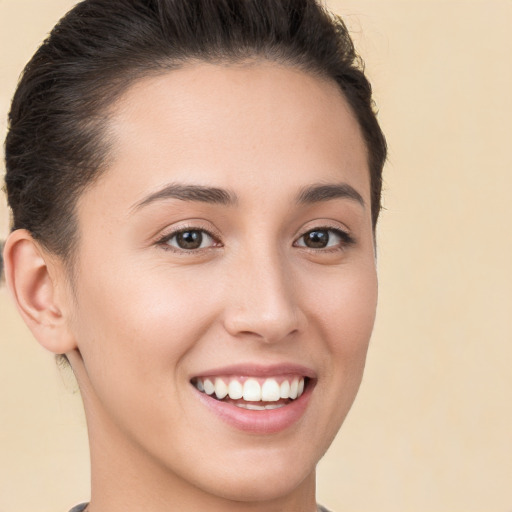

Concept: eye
[[294, 227, 354, 250], [159, 228, 219, 251]]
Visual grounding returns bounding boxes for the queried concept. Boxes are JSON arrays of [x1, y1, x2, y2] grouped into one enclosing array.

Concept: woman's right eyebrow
[[130, 183, 238, 212], [130, 181, 365, 214]]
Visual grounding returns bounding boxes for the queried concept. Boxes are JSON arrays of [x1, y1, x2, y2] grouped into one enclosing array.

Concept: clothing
[[69, 505, 88, 512], [69, 503, 332, 511]]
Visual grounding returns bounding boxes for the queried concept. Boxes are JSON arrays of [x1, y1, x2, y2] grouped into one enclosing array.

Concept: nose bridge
[[223, 242, 303, 342]]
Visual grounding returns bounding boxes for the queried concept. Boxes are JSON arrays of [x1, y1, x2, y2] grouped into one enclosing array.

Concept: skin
[[4, 61, 377, 512]]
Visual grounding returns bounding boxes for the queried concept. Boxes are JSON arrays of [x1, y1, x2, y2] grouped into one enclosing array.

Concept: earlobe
[[3, 229, 77, 354]]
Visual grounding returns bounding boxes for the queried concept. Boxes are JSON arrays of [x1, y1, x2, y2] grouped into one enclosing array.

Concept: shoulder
[[68, 504, 88, 512]]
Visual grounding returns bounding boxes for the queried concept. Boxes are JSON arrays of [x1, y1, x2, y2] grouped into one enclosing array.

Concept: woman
[[2, 0, 386, 511]]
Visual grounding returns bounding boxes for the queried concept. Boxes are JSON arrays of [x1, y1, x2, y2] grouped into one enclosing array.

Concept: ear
[[3, 229, 77, 354]]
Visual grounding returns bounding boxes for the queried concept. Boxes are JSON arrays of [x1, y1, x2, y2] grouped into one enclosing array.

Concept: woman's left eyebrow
[[130, 183, 238, 212], [295, 183, 366, 208], [130, 181, 365, 213]]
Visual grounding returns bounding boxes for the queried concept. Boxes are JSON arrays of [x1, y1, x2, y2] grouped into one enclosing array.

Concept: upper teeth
[[194, 377, 305, 402]]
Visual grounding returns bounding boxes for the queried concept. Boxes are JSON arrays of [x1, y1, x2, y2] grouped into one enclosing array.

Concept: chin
[[207, 466, 314, 503], [178, 446, 317, 503]]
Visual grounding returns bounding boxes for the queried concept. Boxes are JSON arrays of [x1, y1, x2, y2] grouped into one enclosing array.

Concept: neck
[[88, 433, 317, 512], [78, 376, 317, 512]]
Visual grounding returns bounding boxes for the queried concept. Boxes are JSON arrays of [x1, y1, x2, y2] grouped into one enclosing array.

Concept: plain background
[[1, 1, 511, 511]]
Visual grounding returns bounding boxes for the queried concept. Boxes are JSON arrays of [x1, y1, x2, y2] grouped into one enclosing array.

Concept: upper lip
[[191, 363, 317, 380]]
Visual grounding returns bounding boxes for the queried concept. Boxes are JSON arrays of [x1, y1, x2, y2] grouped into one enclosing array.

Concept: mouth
[[190, 369, 315, 434], [191, 375, 308, 411]]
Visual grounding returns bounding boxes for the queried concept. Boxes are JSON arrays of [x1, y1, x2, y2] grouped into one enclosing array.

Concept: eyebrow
[[131, 183, 238, 211], [295, 183, 365, 208], [131, 181, 365, 212]]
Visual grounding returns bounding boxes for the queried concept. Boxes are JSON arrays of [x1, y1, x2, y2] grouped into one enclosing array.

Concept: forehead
[[80, 61, 370, 216]]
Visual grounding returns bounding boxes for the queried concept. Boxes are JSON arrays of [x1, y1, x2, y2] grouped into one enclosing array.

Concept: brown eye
[[176, 230, 203, 249], [295, 228, 353, 250], [302, 230, 330, 248], [164, 229, 216, 250]]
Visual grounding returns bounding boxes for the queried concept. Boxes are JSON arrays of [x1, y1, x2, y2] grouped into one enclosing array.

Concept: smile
[[190, 365, 316, 434], [192, 376, 307, 410]]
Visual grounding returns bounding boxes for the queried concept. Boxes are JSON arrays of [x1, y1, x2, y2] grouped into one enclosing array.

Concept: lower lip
[[193, 381, 314, 434]]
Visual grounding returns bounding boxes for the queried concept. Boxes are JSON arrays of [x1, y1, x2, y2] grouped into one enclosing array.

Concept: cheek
[[69, 260, 210, 392], [333, 265, 377, 382], [303, 259, 377, 414], [67, 266, 220, 451], [305, 258, 378, 352]]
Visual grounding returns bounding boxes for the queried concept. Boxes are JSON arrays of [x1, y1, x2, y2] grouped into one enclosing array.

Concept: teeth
[[234, 403, 286, 410], [235, 403, 266, 410], [243, 379, 261, 401], [194, 376, 307, 402], [289, 378, 299, 399], [228, 380, 243, 400], [204, 379, 215, 395], [214, 378, 228, 399], [261, 379, 281, 401], [298, 378, 304, 397], [280, 380, 290, 399]]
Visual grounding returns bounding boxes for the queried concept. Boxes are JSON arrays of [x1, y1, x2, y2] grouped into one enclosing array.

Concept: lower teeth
[[234, 403, 286, 411]]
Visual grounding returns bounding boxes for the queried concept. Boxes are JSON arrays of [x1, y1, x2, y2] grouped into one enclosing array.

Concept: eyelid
[[152, 220, 354, 254], [154, 222, 223, 252], [293, 224, 356, 249]]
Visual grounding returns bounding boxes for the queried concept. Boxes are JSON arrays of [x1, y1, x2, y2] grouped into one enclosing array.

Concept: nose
[[222, 249, 305, 344]]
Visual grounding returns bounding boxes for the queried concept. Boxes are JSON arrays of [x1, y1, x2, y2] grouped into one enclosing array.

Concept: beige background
[[1, 1, 511, 511]]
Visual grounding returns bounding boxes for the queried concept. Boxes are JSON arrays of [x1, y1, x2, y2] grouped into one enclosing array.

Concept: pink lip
[[191, 363, 317, 380], [191, 363, 316, 435]]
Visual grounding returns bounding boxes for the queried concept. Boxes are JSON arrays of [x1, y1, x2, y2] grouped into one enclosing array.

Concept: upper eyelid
[[166, 227, 216, 241], [156, 221, 221, 240], [295, 223, 352, 239], [155, 225, 222, 250], [293, 225, 356, 248], [154, 221, 354, 247]]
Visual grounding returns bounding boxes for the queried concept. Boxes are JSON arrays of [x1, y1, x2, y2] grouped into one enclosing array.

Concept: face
[[65, 62, 377, 506]]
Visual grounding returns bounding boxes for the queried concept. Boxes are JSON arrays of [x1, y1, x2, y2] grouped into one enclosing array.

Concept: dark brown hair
[[4, 0, 386, 266]]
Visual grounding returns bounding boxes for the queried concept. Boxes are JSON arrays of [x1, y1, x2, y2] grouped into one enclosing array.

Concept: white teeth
[[214, 378, 228, 399], [280, 380, 290, 399], [297, 377, 305, 397], [261, 379, 281, 401], [235, 402, 286, 410], [204, 379, 215, 395], [228, 379, 243, 400], [238, 403, 266, 410], [289, 378, 299, 399], [243, 378, 262, 401], [195, 376, 307, 402]]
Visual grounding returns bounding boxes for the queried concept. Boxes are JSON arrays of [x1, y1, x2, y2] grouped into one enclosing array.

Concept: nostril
[[221, 270, 305, 342], [224, 312, 303, 344]]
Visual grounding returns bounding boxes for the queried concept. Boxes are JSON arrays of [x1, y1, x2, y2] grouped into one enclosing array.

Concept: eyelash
[[155, 225, 221, 253], [155, 225, 355, 254], [294, 226, 356, 252]]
